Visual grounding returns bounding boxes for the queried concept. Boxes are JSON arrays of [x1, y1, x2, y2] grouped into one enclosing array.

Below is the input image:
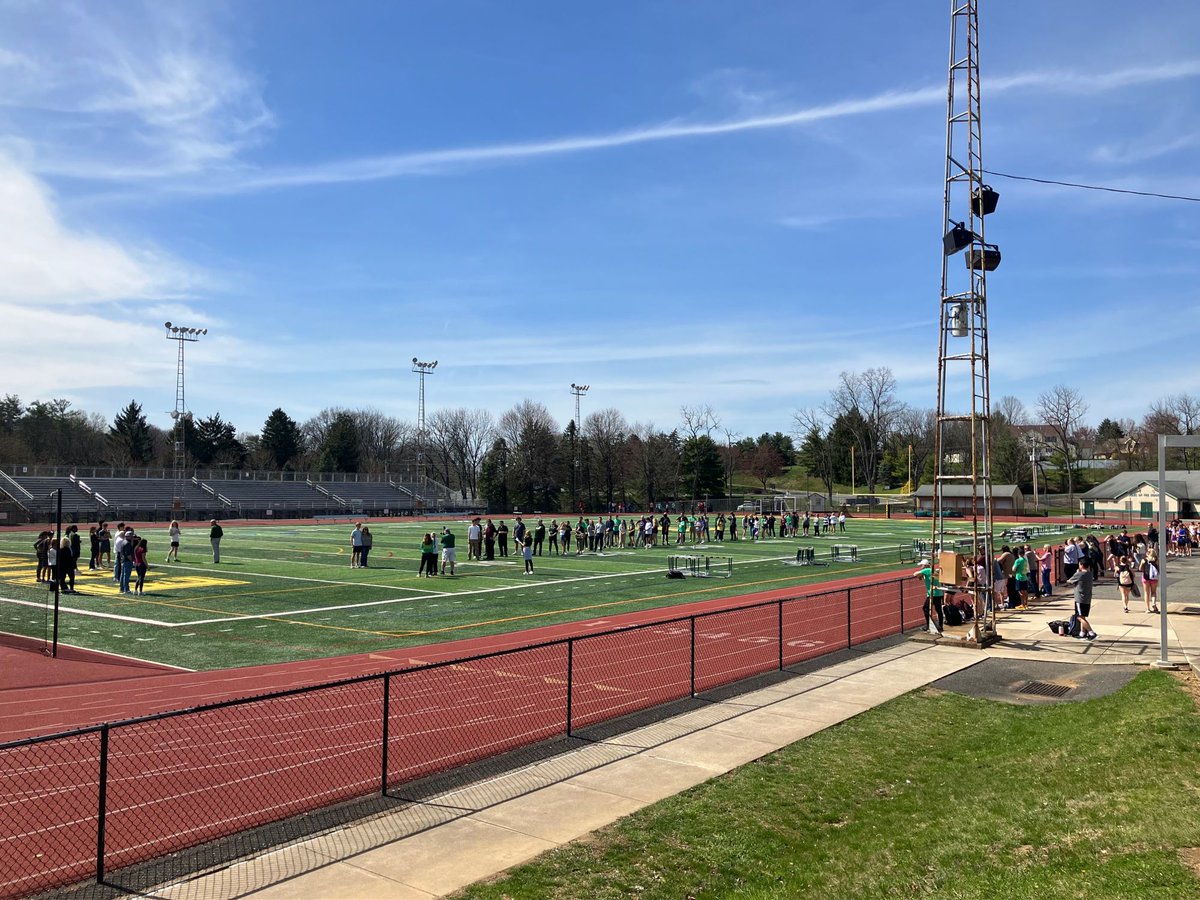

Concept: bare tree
[[428, 407, 495, 498], [583, 408, 629, 507], [1168, 393, 1200, 468], [1037, 385, 1088, 502], [994, 395, 1028, 427], [889, 406, 936, 490], [826, 367, 902, 491], [719, 427, 742, 496], [680, 404, 719, 440], [497, 400, 563, 510]]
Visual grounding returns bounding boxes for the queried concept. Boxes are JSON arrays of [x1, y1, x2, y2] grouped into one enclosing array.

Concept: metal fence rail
[[0, 575, 916, 899]]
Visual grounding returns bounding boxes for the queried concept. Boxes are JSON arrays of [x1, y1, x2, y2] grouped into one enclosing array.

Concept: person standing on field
[[350, 523, 363, 568], [210, 519, 224, 563], [360, 526, 373, 567], [440, 527, 457, 575], [167, 520, 181, 562]]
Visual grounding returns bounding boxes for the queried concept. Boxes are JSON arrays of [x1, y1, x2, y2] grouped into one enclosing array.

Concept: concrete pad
[[706, 708, 832, 745], [343, 816, 557, 897], [728, 673, 837, 706], [243, 860, 434, 900], [767, 692, 873, 723], [644, 728, 781, 772], [471, 782, 645, 843], [568, 753, 718, 803]]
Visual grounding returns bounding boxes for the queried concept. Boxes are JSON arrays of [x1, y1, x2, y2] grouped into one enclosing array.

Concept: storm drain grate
[[1018, 681, 1072, 698]]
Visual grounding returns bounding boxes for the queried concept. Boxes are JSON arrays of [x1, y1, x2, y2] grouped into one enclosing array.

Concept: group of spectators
[[914, 521, 1182, 641]]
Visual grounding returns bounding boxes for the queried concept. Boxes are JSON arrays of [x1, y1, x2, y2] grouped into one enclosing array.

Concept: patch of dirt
[[1171, 668, 1200, 710], [1179, 847, 1200, 878]]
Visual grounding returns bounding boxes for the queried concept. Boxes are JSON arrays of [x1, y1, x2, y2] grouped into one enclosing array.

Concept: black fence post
[[689, 616, 697, 697], [777, 600, 784, 671], [566, 639, 574, 737], [899, 578, 906, 634], [380, 674, 391, 797], [96, 724, 110, 884], [846, 588, 853, 648]]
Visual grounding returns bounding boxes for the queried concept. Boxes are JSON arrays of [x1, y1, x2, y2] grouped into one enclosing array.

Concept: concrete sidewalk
[[149, 557, 1200, 900]]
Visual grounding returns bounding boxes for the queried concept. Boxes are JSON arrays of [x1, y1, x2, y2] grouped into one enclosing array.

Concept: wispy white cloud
[[0, 1, 273, 178], [0, 157, 201, 305], [150, 58, 1200, 196]]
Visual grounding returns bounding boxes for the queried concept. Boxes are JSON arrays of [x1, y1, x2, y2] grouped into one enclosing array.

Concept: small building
[[913, 484, 1025, 515], [1079, 470, 1200, 519]]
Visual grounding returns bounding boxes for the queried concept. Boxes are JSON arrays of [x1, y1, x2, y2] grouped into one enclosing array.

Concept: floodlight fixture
[[942, 221, 975, 256], [965, 242, 1001, 271], [971, 184, 999, 217]]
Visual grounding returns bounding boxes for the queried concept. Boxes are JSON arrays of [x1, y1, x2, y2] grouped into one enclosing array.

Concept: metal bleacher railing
[[0, 574, 920, 899]]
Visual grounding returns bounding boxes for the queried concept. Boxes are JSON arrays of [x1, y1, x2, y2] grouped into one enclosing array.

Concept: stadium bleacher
[[0, 466, 468, 522]]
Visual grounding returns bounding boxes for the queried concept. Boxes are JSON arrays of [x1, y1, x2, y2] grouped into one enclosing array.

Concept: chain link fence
[[1, 575, 917, 899]]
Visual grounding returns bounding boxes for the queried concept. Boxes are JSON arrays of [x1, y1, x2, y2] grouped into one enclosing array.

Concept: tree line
[[2, 377, 1196, 508]]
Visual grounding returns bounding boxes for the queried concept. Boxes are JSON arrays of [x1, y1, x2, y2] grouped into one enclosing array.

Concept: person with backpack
[[1115, 555, 1136, 613], [1141, 550, 1160, 614]]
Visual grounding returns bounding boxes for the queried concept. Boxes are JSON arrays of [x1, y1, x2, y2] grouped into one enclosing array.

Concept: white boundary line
[[161, 562, 446, 594], [0, 595, 172, 626]]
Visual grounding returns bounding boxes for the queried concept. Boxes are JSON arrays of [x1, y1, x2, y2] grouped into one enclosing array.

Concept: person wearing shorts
[[1067, 559, 1096, 640], [167, 520, 181, 562], [440, 527, 457, 575]]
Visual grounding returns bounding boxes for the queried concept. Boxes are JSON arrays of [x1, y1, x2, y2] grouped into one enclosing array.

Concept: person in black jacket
[[210, 519, 224, 563]]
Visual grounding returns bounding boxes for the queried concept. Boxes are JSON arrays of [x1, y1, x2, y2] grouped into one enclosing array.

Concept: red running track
[[0, 567, 912, 743], [0, 569, 921, 899]]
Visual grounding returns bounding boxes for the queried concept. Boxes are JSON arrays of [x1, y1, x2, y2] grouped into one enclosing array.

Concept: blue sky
[[2, 0, 1197, 440]]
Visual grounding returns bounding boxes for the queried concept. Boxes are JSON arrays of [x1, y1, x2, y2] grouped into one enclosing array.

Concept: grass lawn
[[0, 516, 1063, 671], [453, 669, 1200, 899]]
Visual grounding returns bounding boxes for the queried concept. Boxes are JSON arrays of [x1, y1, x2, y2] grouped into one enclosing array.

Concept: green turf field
[[0, 517, 1058, 671]]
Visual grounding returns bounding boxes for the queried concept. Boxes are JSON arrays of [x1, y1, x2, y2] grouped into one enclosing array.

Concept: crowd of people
[[29, 517, 230, 596], [912, 520, 1189, 641]]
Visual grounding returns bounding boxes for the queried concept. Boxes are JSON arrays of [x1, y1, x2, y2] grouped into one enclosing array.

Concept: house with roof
[[1078, 470, 1200, 519], [912, 484, 1025, 515]]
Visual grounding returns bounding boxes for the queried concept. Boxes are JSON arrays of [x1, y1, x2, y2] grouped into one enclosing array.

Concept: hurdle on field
[[667, 555, 733, 578]]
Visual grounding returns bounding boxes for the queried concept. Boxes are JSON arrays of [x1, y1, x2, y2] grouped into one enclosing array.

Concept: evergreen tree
[[680, 434, 725, 499], [1096, 418, 1124, 441], [478, 438, 510, 513], [261, 408, 303, 469], [317, 412, 361, 472], [109, 400, 154, 464]]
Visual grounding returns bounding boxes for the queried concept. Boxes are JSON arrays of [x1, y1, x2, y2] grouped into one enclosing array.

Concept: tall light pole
[[412, 358, 437, 496], [165, 323, 207, 516], [570, 383, 589, 510]]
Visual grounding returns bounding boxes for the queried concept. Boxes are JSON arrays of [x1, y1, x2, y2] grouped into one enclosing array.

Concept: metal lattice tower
[[934, 0, 1001, 640], [570, 383, 589, 507], [164, 323, 207, 513], [411, 358, 437, 493]]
